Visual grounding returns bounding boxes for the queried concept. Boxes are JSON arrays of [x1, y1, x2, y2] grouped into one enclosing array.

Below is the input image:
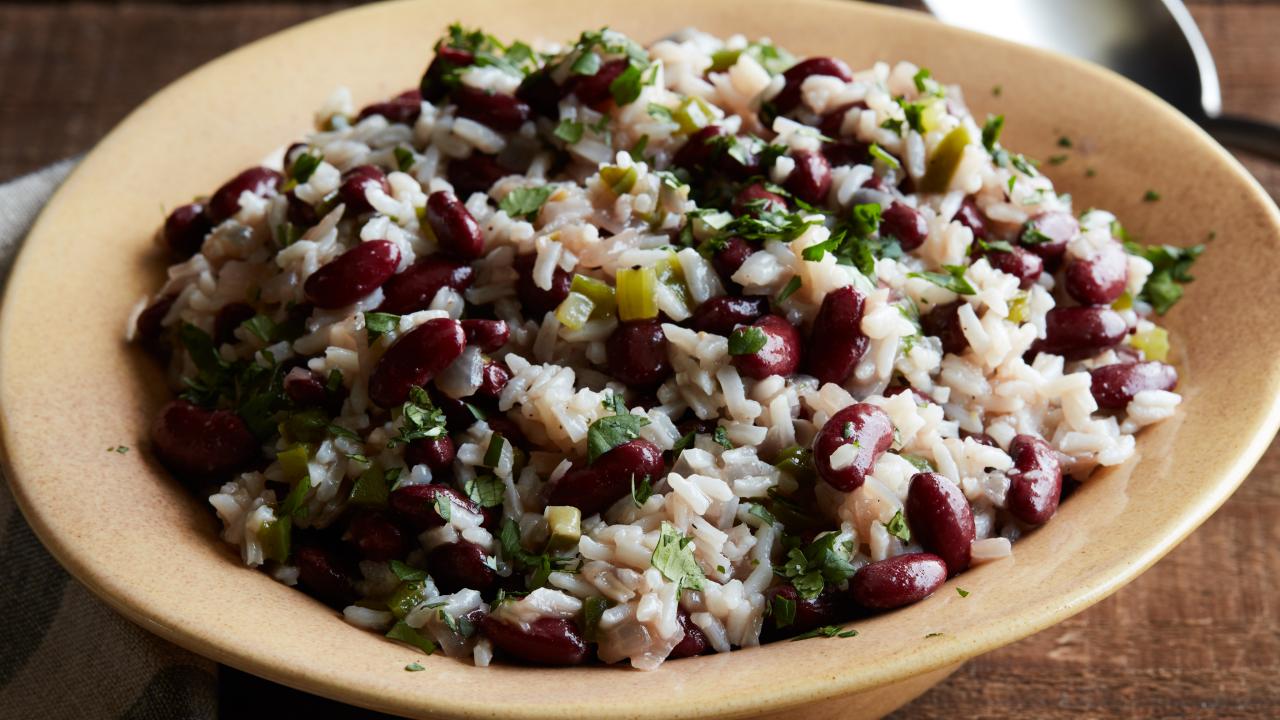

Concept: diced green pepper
[[571, 274, 617, 318], [260, 515, 291, 563], [1111, 290, 1133, 311], [276, 444, 310, 484], [544, 505, 582, 553], [616, 266, 659, 321], [600, 165, 637, 195], [654, 251, 692, 313], [555, 292, 595, 330], [919, 125, 972, 193], [348, 467, 389, 508], [708, 48, 741, 73], [1128, 325, 1170, 362], [673, 96, 715, 134], [1007, 292, 1029, 324], [773, 445, 815, 480], [281, 409, 329, 443], [388, 580, 429, 619]]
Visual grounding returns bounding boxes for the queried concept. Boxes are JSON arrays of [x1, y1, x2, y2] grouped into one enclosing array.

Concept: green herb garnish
[[651, 522, 705, 591], [499, 186, 554, 220], [909, 265, 975, 295], [586, 394, 651, 463], [727, 326, 767, 355]]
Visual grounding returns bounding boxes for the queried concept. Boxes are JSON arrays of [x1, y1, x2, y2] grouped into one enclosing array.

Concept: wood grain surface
[[1, 2, 1276, 717]]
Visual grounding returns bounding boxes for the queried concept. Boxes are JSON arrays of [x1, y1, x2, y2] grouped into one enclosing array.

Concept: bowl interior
[[2, 0, 1278, 718]]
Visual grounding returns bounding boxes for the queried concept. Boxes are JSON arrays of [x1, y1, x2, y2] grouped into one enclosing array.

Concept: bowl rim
[[3, 0, 1279, 717]]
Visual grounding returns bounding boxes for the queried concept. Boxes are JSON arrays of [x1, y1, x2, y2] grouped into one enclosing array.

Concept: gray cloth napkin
[[0, 161, 218, 719]]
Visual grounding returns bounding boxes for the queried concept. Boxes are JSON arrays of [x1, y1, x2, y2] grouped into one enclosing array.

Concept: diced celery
[[1007, 292, 1029, 324], [555, 292, 595, 330], [616, 266, 659, 321], [1111, 290, 1133, 311], [544, 505, 582, 553], [654, 251, 692, 314], [708, 48, 741, 72], [281, 409, 328, 443], [1128, 325, 1170, 362], [920, 98, 948, 133], [348, 467, 389, 508], [919, 125, 972, 193], [277, 444, 310, 484], [673, 96, 715, 134], [600, 165, 637, 195], [388, 580, 429, 619], [260, 515, 291, 563], [571, 274, 617, 318]]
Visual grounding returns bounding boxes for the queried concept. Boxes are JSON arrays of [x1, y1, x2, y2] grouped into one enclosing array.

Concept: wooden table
[[2, 2, 1276, 717]]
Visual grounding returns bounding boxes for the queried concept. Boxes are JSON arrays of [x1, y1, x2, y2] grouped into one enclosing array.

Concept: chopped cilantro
[[1122, 241, 1203, 314], [981, 115, 1004, 153], [464, 474, 505, 508], [885, 510, 911, 542], [671, 430, 696, 454], [776, 276, 802, 304], [791, 625, 857, 641], [712, 425, 733, 450], [608, 61, 648, 106], [586, 394, 650, 463], [405, 662, 425, 672], [290, 151, 322, 183], [651, 522, 705, 591], [1143, 189, 1161, 202], [394, 146, 415, 172], [499, 185, 554, 220], [482, 433, 506, 468], [912, 67, 942, 96], [554, 119, 584, 144], [388, 386, 447, 447], [1048, 154, 1068, 166], [717, 201, 818, 244], [775, 532, 858, 599], [771, 594, 796, 628], [390, 560, 428, 582], [386, 621, 437, 655], [898, 99, 926, 133], [909, 265, 975, 295], [727, 326, 767, 355], [570, 50, 602, 76], [240, 314, 276, 344], [1057, 135, 1073, 148], [363, 311, 400, 343], [631, 474, 653, 506], [957, 587, 970, 597], [747, 503, 776, 526], [880, 118, 904, 134], [977, 238, 1015, 254]]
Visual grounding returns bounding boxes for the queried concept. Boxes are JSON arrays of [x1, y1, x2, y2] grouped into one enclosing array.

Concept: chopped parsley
[[390, 560, 428, 582], [727, 326, 767, 355], [776, 276, 802, 304], [775, 532, 858, 599], [909, 265, 976, 295], [912, 67, 942, 96], [499, 185, 554, 220], [608, 61, 652, 106], [482, 433, 506, 467], [747, 503, 776, 526], [791, 625, 858, 641], [671, 430, 696, 454], [712, 425, 733, 450], [404, 662, 425, 672], [387, 386, 447, 447], [885, 510, 911, 542], [586, 394, 650, 463], [386, 621, 437, 655], [394, 146, 415, 172], [1048, 154, 1068, 166], [898, 99, 926, 133], [363, 311, 399, 342], [554, 119, 585, 144], [957, 587, 970, 597], [717, 201, 818, 244], [980, 115, 1005, 154], [110, 445, 129, 454], [977, 238, 1015, 254], [240, 314, 277, 344], [771, 594, 796, 628], [651, 522, 705, 592], [880, 118, 904, 135], [498, 518, 574, 589], [464, 474, 504, 508], [1057, 135, 1073, 148], [1122, 241, 1204, 315], [1143, 189, 1161, 202], [631, 474, 653, 506]]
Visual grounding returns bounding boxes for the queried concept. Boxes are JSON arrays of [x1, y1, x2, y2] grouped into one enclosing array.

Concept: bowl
[[2, 0, 1278, 717]]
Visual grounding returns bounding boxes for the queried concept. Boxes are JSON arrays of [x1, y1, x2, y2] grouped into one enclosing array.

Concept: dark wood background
[[2, 2, 1277, 717]]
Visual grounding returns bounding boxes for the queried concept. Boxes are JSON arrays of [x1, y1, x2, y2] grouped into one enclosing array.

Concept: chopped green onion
[[673, 96, 714, 134], [600, 165, 638, 195], [348, 467, 389, 508], [276, 444, 310, 483], [570, 274, 616, 317], [615, 266, 658, 321], [1128, 325, 1170, 362], [919, 125, 972, 193], [555, 291, 595, 330]]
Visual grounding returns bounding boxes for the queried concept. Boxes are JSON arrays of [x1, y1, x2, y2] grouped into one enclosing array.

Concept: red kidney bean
[[880, 202, 929, 252], [954, 198, 987, 240], [344, 511, 408, 561], [1019, 211, 1078, 268], [513, 253, 572, 317], [303, 239, 400, 309], [805, 286, 868, 385], [461, 319, 509, 352], [984, 245, 1043, 289], [427, 540, 497, 593], [850, 552, 947, 609], [447, 152, 509, 198], [338, 165, 390, 216], [213, 302, 256, 345], [813, 403, 894, 492], [1065, 244, 1128, 305], [606, 319, 673, 388], [485, 415, 529, 449], [818, 101, 866, 138], [920, 300, 969, 355], [732, 183, 787, 216], [390, 483, 476, 529], [454, 86, 531, 133], [163, 202, 213, 258], [1006, 434, 1062, 525], [286, 191, 320, 228], [516, 68, 563, 119], [378, 256, 475, 315], [822, 140, 871, 168], [906, 472, 975, 576], [1028, 306, 1127, 360], [712, 236, 755, 285], [546, 439, 664, 517], [150, 400, 258, 480], [368, 318, 466, 407], [785, 150, 832, 205], [732, 315, 802, 380], [135, 294, 176, 352], [357, 89, 423, 125], [566, 58, 630, 109], [208, 166, 283, 223], [425, 190, 484, 260], [420, 46, 475, 102], [1090, 361, 1178, 409], [672, 125, 727, 172], [429, 388, 481, 431], [771, 57, 854, 115], [669, 609, 709, 658], [283, 367, 328, 408], [476, 360, 511, 399], [295, 545, 358, 608], [764, 583, 843, 634], [479, 615, 587, 666], [405, 436, 457, 473], [689, 296, 768, 336]]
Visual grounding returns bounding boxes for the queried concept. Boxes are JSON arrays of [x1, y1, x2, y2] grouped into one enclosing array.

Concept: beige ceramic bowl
[[3, 0, 1279, 717]]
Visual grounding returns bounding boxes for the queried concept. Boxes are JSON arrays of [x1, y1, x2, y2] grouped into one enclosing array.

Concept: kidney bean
[[605, 319, 673, 388], [163, 202, 213, 258], [689, 296, 768, 336], [368, 318, 466, 407], [1065, 244, 1128, 305], [150, 399, 257, 480], [850, 552, 947, 609], [338, 165, 389, 216], [1028, 306, 1127, 360], [822, 140, 871, 168], [920, 301, 969, 355], [513, 253, 572, 317], [765, 584, 843, 634], [420, 46, 474, 102], [427, 540, 497, 593], [669, 609, 708, 658], [805, 286, 868, 385], [672, 125, 727, 172], [771, 57, 854, 116], [283, 367, 327, 408], [1005, 434, 1062, 525], [303, 239, 400, 309], [566, 58, 630, 109], [905, 472, 975, 576], [732, 315, 802, 380], [208, 166, 283, 223], [344, 511, 408, 561], [286, 191, 320, 228], [295, 545, 358, 608], [213, 302, 256, 345], [476, 360, 511, 399], [425, 190, 484, 260], [880, 202, 929, 251], [479, 615, 587, 666], [447, 152, 509, 198], [378, 256, 475, 315], [733, 183, 787, 216], [1090, 361, 1178, 409], [406, 436, 457, 474], [461, 319, 510, 352], [813, 403, 894, 492], [454, 86, 531, 133], [357, 89, 423, 125], [785, 150, 832, 205], [390, 483, 475, 529], [984, 245, 1043, 289], [135, 294, 176, 352], [818, 101, 866, 138], [545, 439, 664, 517], [954, 198, 987, 240], [516, 68, 562, 119], [1019, 211, 1078, 268], [712, 236, 755, 285]]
